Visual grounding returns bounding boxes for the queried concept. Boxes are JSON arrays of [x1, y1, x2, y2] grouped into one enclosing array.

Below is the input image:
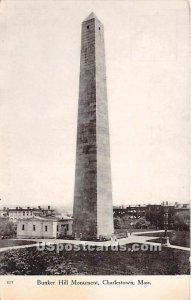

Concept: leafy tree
[[0, 220, 16, 237], [174, 211, 190, 231], [114, 217, 123, 229]]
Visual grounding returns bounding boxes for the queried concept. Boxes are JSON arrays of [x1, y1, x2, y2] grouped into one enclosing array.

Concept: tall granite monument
[[73, 12, 114, 239]]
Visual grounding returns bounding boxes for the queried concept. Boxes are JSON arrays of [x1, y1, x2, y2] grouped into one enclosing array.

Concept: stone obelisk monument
[[73, 12, 114, 239]]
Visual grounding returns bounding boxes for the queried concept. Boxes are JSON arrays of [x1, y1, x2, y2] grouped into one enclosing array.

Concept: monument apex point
[[84, 12, 101, 22]]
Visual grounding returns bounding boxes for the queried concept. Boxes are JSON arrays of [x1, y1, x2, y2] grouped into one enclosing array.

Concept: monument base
[[73, 232, 112, 241], [161, 236, 170, 246]]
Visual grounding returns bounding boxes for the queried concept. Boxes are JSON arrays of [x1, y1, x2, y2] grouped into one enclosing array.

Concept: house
[[16, 215, 73, 239], [3, 206, 55, 223]]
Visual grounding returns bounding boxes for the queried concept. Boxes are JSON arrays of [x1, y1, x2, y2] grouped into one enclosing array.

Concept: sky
[[0, 0, 190, 209]]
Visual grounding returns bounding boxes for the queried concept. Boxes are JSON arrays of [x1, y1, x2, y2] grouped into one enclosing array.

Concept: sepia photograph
[[0, 0, 190, 284]]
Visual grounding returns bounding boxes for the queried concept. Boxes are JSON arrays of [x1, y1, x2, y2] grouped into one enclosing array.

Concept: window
[[23, 212, 25, 216], [87, 25, 89, 29], [45, 225, 48, 232], [57, 225, 59, 231], [33, 225, 36, 231], [22, 224, 25, 230], [99, 27, 100, 30]]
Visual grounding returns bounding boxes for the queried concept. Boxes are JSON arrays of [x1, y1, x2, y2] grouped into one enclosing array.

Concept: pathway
[[0, 231, 190, 253]]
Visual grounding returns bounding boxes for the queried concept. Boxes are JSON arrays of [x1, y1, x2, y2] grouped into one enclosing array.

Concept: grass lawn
[[115, 228, 156, 234], [136, 231, 190, 248], [0, 242, 189, 275], [0, 239, 36, 248]]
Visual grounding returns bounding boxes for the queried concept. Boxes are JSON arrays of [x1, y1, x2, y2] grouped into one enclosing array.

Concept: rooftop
[[16, 215, 72, 222], [3, 207, 54, 211]]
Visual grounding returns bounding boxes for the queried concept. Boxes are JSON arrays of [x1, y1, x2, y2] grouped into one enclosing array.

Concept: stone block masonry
[[73, 12, 114, 239]]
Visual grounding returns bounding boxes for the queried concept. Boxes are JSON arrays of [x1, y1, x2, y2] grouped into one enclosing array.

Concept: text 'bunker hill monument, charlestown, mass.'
[[73, 12, 114, 239]]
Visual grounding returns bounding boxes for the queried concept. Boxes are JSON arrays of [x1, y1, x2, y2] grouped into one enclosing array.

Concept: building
[[174, 202, 190, 211], [73, 12, 114, 239], [113, 202, 190, 230], [113, 205, 146, 219], [16, 215, 73, 239], [2, 206, 54, 223]]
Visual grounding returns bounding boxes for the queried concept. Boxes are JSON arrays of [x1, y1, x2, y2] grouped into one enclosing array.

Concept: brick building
[[113, 205, 146, 219], [2, 206, 54, 223]]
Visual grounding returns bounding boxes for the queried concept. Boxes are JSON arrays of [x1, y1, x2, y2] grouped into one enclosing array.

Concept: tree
[[174, 211, 190, 231], [114, 217, 123, 229], [0, 220, 16, 237]]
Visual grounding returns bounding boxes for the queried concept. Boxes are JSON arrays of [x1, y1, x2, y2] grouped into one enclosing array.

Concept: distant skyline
[[0, 1, 190, 207]]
